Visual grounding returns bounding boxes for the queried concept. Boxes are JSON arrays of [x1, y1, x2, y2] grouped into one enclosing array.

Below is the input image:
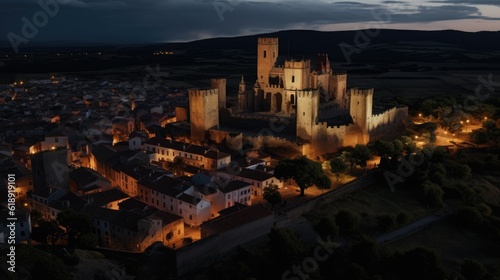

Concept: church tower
[[257, 38, 279, 88]]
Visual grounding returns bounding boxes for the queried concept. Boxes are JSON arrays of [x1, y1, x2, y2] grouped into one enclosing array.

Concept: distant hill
[[1, 29, 499, 75]]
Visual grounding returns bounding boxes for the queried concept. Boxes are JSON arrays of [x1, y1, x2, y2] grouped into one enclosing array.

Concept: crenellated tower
[[257, 38, 279, 88], [188, 88, 219, 142], [284, 59, 311, 90], [349, 88, 374, 142], [296, 89, 319, 142], [211, 78, 227, 109]]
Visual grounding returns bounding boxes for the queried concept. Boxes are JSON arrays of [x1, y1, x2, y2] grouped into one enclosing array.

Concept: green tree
[[267, 228, 308, 263], [56, 209, 92, 247], [351, 144, 372, 169], [461, 259, 487, 280], [274, 156, 327, 196], [392, 247, 447, 280], [421, 180, 444, 208], [263, 184, 282, 208], [396, 211, 409, 226], [377, 214, 396, 232], [165, 156, 186, 176], [314, 217, 339, 239], [482, 119, 496, 131], [31, 219, 63, 246], [330, 157, 348, 181], [316, 175, 332, 192], [335, 210, 360, 235], [30, 209, 43, 226], [373, 140, 395, 157]]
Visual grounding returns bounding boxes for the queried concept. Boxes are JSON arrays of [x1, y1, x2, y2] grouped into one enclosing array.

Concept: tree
[[392, 247, 447, 280], [373, 140, 395, 157], [482, 119, 496, 131], [461, 259, 487, 280], [56, 209, 92, 247], [30, 209, 43, 226], [274, 156, 327, 196], [165, 156, 186, 176], [330, 157, 348, 181], [377, 214, 396, 232], [31, 219, 63, 246], [263, 184, 282, 208], [421, 180, 444, 208], [316, 175, 332, 193], [314, 217, 339, 239], [335, 210, 360, 234], [267, 228, 308, 264], [351, 144, 372, 169]]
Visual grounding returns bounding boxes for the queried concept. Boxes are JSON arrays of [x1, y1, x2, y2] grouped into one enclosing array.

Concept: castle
[[188, 37, 408, 157]]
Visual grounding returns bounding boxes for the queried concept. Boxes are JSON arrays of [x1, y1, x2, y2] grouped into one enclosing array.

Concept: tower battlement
[[285, 59, 311, 69], [296, 89, 319, 98], [188, 88, 218, 97], [333, 74, 347, 81], [350, 88, 374, 97], [258, 37, 279, 44]]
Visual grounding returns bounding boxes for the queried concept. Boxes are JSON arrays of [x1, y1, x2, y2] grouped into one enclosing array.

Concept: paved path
[[375, 211, 450, 245]]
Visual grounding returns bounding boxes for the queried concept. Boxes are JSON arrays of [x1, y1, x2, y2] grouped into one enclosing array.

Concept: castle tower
[[296, 89, 319, 142], [188, 88, 219, 142], [349, 88, 374, 134], [331, 74, 348, 108], [316, 54, 331, 74], [211, 78, 226, 109], [238, 76, 247, 112], [257, 38, 279, 87], [284, 59, 311, 91]]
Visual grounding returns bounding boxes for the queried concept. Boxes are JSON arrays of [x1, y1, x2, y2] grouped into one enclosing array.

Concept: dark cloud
[[428, 0, 500, 5], [1, 0, 499, 44]]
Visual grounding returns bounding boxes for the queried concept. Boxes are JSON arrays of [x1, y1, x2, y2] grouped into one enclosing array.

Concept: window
[[178, 229, 181, 235], [227, 194, 230, 199], [189, 205, 192, 209], [171, 205, 173, 211], [189, 215, 192, 220], [292, 75, 295, 83], [21, 231, 25, 236], [20, 222, 24, 227], [263, 50, 267, 58], [180, 209, 182, 214], [54, 137, 58, 143]]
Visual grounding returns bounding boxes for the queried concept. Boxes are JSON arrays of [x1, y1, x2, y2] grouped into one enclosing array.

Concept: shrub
[[62, 254, 80, 266], [461, 259, 487, 280]]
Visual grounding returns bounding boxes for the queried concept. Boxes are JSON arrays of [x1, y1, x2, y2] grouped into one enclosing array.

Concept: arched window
[[290, 94, 295, 104]]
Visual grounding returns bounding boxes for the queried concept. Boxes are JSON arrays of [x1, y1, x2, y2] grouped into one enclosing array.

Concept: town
[[1, 32, 500, 280]]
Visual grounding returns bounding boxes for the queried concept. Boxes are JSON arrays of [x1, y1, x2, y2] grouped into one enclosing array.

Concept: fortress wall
[[368, 106, 408, 141]]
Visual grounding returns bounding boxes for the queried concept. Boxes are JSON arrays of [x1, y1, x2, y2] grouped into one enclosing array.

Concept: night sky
[[2, 0, 500, 44]]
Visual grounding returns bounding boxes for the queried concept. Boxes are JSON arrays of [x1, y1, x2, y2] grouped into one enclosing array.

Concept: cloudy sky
[[2, 0, 500, 43]]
